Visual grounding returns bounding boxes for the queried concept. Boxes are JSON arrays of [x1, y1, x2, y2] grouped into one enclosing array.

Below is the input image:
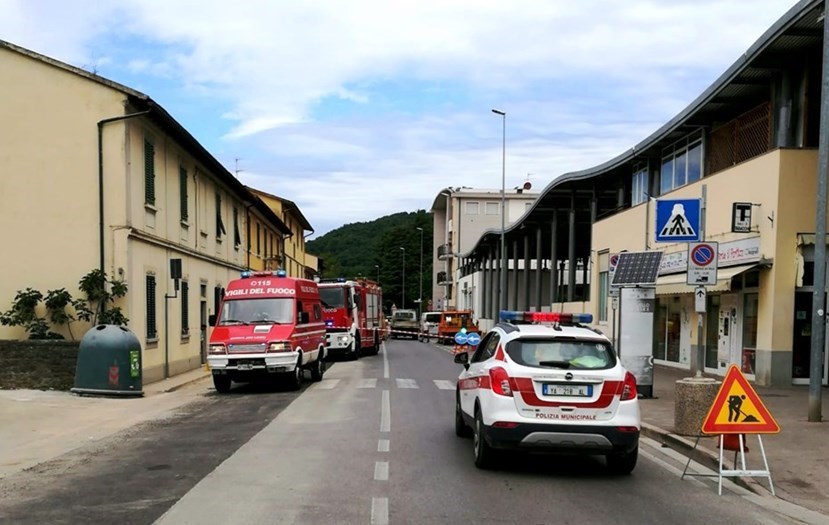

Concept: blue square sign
[[655, 198, 701, 243]]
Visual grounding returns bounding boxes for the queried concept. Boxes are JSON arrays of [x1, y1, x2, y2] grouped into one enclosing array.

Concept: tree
[[76, 269, 129, 326]]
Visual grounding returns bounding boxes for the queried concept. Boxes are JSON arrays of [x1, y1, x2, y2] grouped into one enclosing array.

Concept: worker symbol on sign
[[727, 394, 757, 422], [660, 204, 697, 238]]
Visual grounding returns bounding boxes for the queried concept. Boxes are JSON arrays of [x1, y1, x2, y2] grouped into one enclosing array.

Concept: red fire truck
[[318, 277, 384, 359], [207, 270, 327, 393]]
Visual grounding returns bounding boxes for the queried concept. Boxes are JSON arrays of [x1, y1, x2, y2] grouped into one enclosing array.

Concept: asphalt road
[[0, 340, 811, 525]]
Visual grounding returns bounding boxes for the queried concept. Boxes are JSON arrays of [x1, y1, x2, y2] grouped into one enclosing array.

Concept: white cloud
[[0, 0, 801, 236]]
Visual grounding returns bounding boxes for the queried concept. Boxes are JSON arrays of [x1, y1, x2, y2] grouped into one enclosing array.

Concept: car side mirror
[[208, 314, 217, 326], [454, 352, 469, 369]]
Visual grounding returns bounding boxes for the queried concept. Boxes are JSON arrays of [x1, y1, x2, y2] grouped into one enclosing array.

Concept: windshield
[[506, 337, 616, 370], [424, 313, 441, 324], [319, 287, 345, 308], [219, 298, 294, 325]]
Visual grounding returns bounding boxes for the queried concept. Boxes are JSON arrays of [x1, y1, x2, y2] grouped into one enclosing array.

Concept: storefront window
[[742, 293, 759, 374], [653, 298, 681, 363], [705, 294, 720, 368], [654, 303, 667, 360]]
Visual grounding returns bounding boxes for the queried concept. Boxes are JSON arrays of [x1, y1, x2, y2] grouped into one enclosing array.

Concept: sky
[[1, 0, 802, 237]]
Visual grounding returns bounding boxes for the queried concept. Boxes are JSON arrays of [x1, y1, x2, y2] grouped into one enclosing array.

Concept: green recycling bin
[[71, 324, 143, 396]]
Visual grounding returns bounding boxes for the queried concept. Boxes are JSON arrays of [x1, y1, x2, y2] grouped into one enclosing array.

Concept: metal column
[[523, 234, 531, 311], [550, 212, 558, 307], [535, 227, 543, 311], [511, 239, 519, 310], [567, 193, 577, 302]]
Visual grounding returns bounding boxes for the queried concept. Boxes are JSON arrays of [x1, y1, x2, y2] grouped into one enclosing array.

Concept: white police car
[[454, 311, 640, 473]]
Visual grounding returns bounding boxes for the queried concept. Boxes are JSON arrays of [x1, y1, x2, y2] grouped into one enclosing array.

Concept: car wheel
[[606, 445, 638, 475], [212, 374, 231, 394], [473, 409, 496, 469], [286, 355, 303, 390], [310, 352, 325, 382], [455, 393, 472, 438]]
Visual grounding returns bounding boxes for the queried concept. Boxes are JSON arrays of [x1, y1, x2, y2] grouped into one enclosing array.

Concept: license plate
[[237, 363, 253, 371], [542, 383, 592, 397]]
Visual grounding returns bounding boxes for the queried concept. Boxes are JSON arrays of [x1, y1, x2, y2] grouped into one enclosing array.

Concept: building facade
[[455, 0, 828, 386], [0, 40, 301, 382]]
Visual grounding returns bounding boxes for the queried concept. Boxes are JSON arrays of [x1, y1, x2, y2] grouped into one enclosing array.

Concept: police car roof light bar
[[499, 310, 593, 325]]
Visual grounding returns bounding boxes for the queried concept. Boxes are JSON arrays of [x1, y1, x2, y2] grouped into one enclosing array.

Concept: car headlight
[[338, 335, 349, 344], [209, 344, 227, 355], [268, 341, 292, 353]]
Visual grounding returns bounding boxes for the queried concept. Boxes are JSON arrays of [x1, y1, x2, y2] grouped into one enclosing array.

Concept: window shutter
[[179, 167, 188, 221], [216, 193, 226, 237], [146, 275, 157, 339], [233, 207, 241, 246], [181, 281, 189, 336], [144, 140, 155, 205]]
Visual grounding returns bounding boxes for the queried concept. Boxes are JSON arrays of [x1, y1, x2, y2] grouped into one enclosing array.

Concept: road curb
[[145, 370, 211, 395]]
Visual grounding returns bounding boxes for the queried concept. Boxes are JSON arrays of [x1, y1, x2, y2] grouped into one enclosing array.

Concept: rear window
[[506, 337, 616, 370], [424, 313, 441, 323]]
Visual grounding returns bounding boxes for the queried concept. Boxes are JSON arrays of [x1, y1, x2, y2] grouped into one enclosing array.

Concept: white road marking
[[357, 378, 378, 389], [374, 461, 389, 481], [371, 497, 389, 525], [395, 378, 418, 389], [378, 439, 390, 452], [380, 390, 390, 432], [311, 379, 340, 390], [382, 342, 389, 379], [433, 380, 455, 390]]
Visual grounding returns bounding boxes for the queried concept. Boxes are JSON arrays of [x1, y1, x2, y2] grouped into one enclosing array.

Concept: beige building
[[456, 0, 827, 386], [0, 40, 301, 382]]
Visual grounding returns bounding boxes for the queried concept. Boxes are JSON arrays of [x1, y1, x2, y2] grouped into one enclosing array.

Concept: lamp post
[[374, 264, 380, 284], [417, 227, 424, 317], [492, 108, 506, 316], [399, 246, 406, 309]]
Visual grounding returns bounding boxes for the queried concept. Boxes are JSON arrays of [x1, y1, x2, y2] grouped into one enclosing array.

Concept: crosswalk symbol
[[701, 365, 780, 435], [660, 203, 697, 238]]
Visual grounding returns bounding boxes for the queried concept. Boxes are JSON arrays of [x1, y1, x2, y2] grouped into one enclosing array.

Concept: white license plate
[[237, 364, 253, 371], [542, 383, 592, 397]]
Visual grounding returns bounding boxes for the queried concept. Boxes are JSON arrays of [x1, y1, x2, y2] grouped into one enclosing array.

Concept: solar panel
[[610, 251, 663, 286]]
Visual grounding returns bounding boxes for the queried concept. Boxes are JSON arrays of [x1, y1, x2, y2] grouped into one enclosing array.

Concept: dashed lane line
[[395, 378, 418, 389]]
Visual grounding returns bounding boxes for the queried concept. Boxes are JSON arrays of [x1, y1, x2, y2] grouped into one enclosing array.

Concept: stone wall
[[0, 340, 79, 390]]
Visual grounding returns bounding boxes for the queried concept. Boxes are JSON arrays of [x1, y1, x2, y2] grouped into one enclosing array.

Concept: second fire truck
[[318, 277, 384, 359]]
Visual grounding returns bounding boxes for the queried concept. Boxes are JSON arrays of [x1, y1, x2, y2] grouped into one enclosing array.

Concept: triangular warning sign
[[701, 365, 780, 435], [660, 203, 697, 238]]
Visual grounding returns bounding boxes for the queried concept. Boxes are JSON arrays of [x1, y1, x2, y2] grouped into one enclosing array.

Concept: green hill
[[307, 210, 433, 312]]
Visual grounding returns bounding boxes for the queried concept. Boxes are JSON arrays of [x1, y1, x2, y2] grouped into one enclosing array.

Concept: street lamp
[[374, 264, 380, 284], [399, 246, 406, 309], [417, 227, 424, 317], [492, 108, 506, 316]]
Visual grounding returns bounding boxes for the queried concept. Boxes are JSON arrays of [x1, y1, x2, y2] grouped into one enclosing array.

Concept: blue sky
[[1, 0, 800, 236]]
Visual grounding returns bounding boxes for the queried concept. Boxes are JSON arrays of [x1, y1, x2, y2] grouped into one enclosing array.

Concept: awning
[[655, 264, 760, 295]]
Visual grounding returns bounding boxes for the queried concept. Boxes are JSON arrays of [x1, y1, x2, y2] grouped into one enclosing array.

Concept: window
[[233, 207, 241, 248], [313, 304, 322, 321], [598, 271, 608, 322], [256, 223, 261, 255], [146, 275, 157, 340], [472, 333, 500, 362], [144, 139, 155, 205], [181, 281, 190, 336], [631, 164, 648, 205], [215, 193, 226, 238], [660, 131, 703, 195], [179, 166, 188, 221], [213, 286, 224, 316], [742, 293, 759, 374], [465, 201, 479, 215], [485, 202, 500, 215]]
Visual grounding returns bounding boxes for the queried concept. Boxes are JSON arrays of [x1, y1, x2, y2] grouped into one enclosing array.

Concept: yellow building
[[247, 188, 318, 279], [0, 40, 292, 382], [458, 1, 826, 386]]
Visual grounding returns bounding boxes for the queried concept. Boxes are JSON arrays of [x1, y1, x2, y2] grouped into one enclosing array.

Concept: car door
[[459, 331, 500, 416]]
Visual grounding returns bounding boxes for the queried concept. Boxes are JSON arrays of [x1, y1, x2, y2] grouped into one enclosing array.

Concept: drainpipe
[[98, 110, 151, 274]]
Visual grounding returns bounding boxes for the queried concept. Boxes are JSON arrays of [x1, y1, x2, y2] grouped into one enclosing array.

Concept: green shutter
[[233, 207, 241, 246], [181, 281, 189, 336], [180, 167, 188, 221], [144, 140, 155, 205], [146, 275, 157, 339], [216, 193, 226, 237]]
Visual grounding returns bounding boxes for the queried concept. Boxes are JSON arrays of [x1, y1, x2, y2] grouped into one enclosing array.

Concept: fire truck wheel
[[213, 374, 231, 394], [350, 337, 361, 361], [286, 355, 303, 390], [370, 331, 380, 355], [310, 353, 325, 382]]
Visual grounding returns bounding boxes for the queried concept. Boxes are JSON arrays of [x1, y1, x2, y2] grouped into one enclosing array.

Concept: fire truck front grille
[[227, 344, 267, 354]]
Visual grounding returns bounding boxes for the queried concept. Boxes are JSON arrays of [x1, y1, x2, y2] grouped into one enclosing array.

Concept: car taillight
[[209, 344, 227, 355], [620, 371, 637, 400], [268, 341, 292, 353], [489, 367, 513, 397]]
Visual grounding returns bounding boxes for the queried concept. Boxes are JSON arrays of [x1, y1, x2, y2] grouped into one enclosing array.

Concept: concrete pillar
[[512, 238, 519, 310], [550, 212, 558, 306], [523, 233, 531, 311], [567, 193, 576, 302]]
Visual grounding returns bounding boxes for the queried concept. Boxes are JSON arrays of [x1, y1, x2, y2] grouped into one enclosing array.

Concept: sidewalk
[[0, 367, 211, 479], [642, 364, 829, 516]]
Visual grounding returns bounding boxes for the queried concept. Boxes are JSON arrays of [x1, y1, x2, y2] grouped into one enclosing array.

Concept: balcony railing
[[437, 243, 452, 260], [437, 271, 450, 285]]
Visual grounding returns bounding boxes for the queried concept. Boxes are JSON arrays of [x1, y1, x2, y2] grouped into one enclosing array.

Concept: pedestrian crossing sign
[[701, 365, 780, 435], [655, 198, 701, 242]]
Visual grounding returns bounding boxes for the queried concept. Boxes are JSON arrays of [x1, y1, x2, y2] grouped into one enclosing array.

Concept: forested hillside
[[307, 210, 434, 311]]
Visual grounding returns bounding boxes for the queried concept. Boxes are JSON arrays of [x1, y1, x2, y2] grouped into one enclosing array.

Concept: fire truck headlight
[[268, 341, 292, 353], [209, 344, 227, 355], [338, 335, 349, 344]]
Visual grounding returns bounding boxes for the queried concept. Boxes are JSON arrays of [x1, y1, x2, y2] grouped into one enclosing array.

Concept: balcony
[[437, 243, 452, 260], [437, 271, 450, 286]]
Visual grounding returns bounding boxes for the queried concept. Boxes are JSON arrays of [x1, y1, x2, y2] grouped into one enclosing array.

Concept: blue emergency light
[[240, 271, 252, 278], [499, 310, 593, 324], [276, 270, 287, 277]]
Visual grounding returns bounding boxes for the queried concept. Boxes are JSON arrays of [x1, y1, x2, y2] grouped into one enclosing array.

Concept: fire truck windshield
[[319, 287, 345, 308], [220, 298, 294, 325]]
